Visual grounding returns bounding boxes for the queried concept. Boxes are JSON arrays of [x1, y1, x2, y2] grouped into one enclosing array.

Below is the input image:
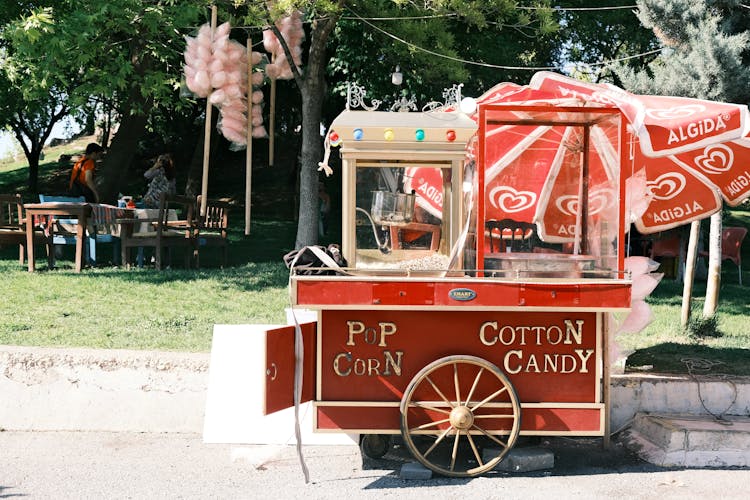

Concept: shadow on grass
[[627, 342, 750, 376]]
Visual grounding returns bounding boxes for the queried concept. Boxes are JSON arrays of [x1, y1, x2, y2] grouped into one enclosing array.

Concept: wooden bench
[[0, 193, 52, 266]]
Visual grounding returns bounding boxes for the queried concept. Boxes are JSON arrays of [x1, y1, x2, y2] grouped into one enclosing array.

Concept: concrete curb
[[2, 345, 749, 434], [0, 345, 209, 432]]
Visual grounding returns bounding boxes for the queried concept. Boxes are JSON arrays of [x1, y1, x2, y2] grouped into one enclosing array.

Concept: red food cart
[[265, 102, 632, 477]]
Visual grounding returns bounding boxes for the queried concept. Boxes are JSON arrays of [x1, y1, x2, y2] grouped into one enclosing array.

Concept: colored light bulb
[[353, 128, 364, 140], [446, 130, 456, 141], [329, 131, 339, 142], [415, 129, 425, 141], [384, 128, 394, 141]]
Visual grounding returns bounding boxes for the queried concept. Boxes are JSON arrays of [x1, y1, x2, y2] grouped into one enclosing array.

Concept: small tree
[[240, 0, 556, 249], [614, 0, 750, 319]]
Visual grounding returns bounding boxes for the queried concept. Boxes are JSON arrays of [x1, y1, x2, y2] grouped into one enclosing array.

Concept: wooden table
[[24, 202, 92, 272]]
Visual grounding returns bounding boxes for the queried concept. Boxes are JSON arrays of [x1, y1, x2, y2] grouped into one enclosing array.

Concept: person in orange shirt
[[68, 142, 103, 203]]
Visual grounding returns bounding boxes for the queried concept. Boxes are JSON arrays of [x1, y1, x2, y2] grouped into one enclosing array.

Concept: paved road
[[1, 431, 748, 499]]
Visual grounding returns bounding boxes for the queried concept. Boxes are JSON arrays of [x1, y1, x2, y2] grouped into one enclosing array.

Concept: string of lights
[[349, 9, 663, 71]]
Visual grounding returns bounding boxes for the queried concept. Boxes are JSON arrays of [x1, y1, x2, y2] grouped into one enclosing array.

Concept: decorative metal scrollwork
[[346, 82, 382, 111], [421, 83, 464, 112], [443, 83, 464, 107], [390, 96, 418, 112]]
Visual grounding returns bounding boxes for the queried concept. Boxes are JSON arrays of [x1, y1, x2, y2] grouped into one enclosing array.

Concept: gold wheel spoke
[[450, 430, 461, 472], [470, 385, 508, 412], [466, 433, 484, 467], [410, 402, 451, 415], [472, 423, 509, 449], [423, 426, 453, 458], [465, 367, 485, 406], [453, 363, 461, 406], [412, 417, 451, 431], [425, 375, 455, 409]]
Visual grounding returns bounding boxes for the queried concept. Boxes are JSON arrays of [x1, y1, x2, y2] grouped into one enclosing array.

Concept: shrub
[[686, 314, 723, 340]]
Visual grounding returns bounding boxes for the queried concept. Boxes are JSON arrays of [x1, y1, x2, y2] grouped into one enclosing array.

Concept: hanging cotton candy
[[220, 104, 247, 120], [251, 104, 263, 117], [617, 299, 654, 334], [191, 70, 211, 97], [252, 126, 268, 138], [221, 114, 247, 134], [215, 21, 231, 38], [222, 83, 243, 99], [251, 51, 263, 65], [251, 90, 264, 104], [632, 272, 664, 301], [209, 88, 228, 105], [625, 169, 652, 224], [226, 41, 245, 63], [251, 115, 263, 127], [264, 64, 281, 80], [225, 71, 242, 84], [210, 71, 227, 89], [220, 125, 247, 145], [263, 29, 280, 53], [208, 59, 223, 74], [196, 42, 211, 62], [184, 50, 198, 68], [624, 256, 660, 276], [213, 34, 229, 50], [251, 72, 265, 86]]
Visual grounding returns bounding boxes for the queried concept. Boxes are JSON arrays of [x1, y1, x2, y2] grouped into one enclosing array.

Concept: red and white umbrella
[[478, 72, 750, 239], [403, 166, 443, 219]]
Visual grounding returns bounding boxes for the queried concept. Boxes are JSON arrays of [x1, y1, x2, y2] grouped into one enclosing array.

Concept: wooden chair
[[119, 193, 195, 270], [0, 193, 52, 266], [699, 227, 747, 285], [194, 195, 230, 268], [486, 219, 535, 253]]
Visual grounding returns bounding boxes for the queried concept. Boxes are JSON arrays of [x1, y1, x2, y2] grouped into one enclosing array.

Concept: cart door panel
[[264, 322, 316, 416]]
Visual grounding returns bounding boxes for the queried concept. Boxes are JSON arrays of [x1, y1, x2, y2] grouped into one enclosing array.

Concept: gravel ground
[[1, 431, 749, 499]]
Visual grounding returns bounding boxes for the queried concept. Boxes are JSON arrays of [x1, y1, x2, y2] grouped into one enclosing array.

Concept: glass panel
[[480, 108, 622, 279], [354, 163, 450, 272]]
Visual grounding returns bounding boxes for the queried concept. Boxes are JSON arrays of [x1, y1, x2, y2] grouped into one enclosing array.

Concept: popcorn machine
[[265, 103, 632, 478]]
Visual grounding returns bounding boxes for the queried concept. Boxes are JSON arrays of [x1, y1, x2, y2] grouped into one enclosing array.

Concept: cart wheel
[[360, 434, 391, 459], [400, 355, 521, 478]]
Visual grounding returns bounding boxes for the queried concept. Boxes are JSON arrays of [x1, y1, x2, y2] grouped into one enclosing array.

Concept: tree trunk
[[97, 108, 149, 203], [703, 211, 722, 317], [292, 15, 338, 250], [295, 87, 324, 249], [681, 220, 701, 327]]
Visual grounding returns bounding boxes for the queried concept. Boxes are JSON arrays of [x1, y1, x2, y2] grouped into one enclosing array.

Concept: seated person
[[68, 142, 104, 203], [142, 154, 177, 208]]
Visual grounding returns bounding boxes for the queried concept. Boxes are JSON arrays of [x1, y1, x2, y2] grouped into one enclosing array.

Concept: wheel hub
[[449, 406, 474, 430]]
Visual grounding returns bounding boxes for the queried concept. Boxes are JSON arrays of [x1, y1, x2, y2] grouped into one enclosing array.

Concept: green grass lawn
[[2, 140, 749, 375], [1, 217, 295, 351]]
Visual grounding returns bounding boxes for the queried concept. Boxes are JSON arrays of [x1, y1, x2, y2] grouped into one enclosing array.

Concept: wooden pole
[[269, 54, 277, 167], [602, 313, 611, 449], [681, 220, 701, 327], [200, 5, 218, 217], [703, 211, 722, 317], [245, 38, 253, 236]]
